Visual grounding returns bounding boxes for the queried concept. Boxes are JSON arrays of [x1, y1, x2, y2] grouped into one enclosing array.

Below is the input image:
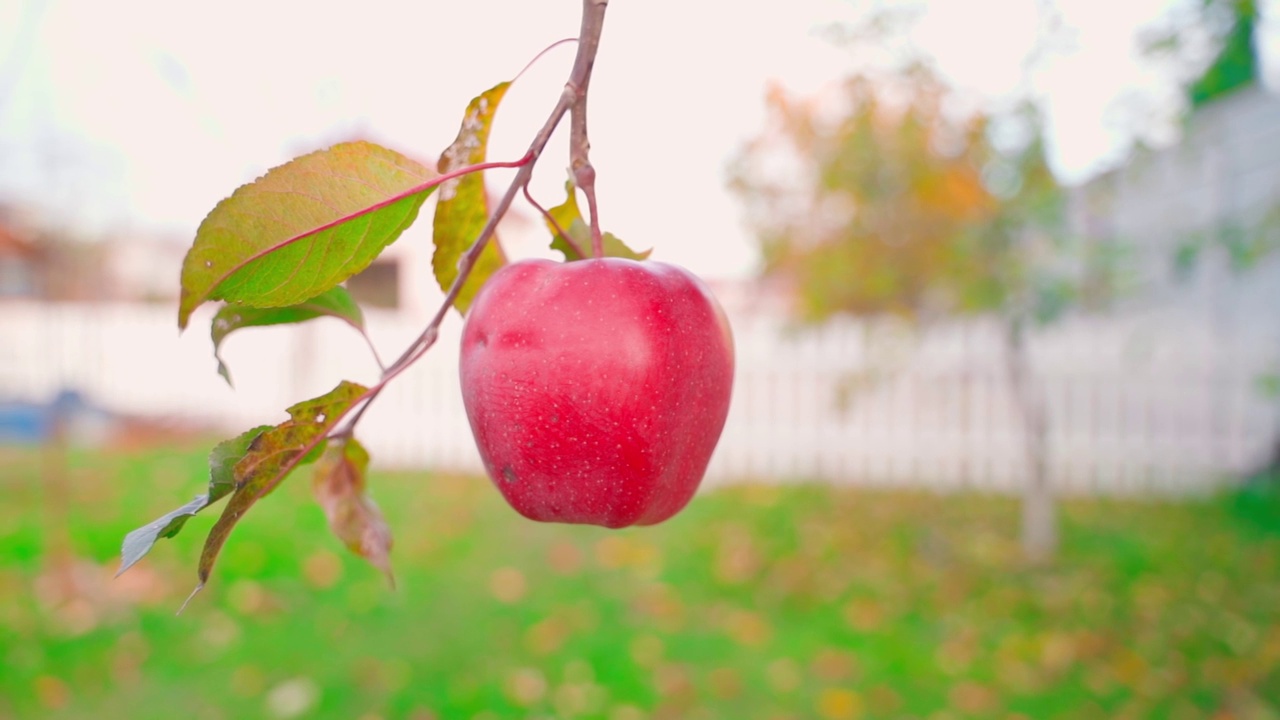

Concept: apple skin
[[459, 257, 734, 528]]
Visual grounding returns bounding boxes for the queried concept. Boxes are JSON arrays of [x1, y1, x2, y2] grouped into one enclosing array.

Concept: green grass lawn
[[1, 442, 1278, 720]]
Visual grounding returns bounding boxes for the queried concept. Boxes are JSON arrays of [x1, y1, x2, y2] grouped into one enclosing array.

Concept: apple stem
[[569, 0, 608, 259], [329, 0, 611, 440], [578, 162, 605, 259]]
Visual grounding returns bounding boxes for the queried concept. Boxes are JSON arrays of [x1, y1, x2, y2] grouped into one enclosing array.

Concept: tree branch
[[333, 0, 611, 437]]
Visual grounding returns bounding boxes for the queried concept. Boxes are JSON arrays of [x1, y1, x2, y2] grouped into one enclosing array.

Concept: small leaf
[[432, 82, 510, 314], [178, 141, 437, 329], [545, 180, 651, 262], [197, 381, 369, 588], [312, 437, 394, 585], [212, 287, 366, 385], [118, 426, 269, 576], [545, 180, 591, 260]]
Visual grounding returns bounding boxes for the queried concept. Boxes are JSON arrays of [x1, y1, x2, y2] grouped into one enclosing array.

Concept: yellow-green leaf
[[545, 180, 650, 262], [432, 82, 510, 314]]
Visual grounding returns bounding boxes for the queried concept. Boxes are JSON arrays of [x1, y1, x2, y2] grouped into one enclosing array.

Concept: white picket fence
[[1, 296, 1277, 496]]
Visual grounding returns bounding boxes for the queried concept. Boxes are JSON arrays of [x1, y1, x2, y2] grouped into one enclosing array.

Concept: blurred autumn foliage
[[730, 63, 1080, 324], [729, 55, 1127, 562]]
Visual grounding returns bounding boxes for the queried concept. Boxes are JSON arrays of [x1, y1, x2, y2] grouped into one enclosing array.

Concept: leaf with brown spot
[[192, 381, 370, 597], [117, 425, 270, 576], [312, 437, 394, 585]]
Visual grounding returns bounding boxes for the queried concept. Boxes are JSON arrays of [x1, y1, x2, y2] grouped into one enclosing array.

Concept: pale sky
[[0, 0, 1278, 280]]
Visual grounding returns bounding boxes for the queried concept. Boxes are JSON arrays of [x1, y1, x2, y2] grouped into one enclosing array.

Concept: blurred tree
[[1141, 0, 1259, 109], [1189, 0, 1259, 107], [730, 61, 1118, 562]]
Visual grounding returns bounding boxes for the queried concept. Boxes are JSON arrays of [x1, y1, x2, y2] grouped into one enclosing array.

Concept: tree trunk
[[1004, 317, 1057, 563]]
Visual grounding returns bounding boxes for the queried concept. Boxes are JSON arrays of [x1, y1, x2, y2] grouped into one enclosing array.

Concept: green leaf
[[118, 426, 270, 576], [545, 180, 651, 262], [194, 381, 370, 593], [178, 141, 437, 329], [211, 287, 367, 385], [432, 82, 510, 315], [312, 437, 394, 585]]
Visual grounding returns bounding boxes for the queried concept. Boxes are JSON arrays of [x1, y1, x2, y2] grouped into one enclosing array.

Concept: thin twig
[[570, 0, 608, 258], [514, 37, 579, 83], [523, 183, 588, 259], [358, 330, 386, 373]]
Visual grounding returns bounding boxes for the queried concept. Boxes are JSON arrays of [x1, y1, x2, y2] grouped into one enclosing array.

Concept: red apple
[[459, 257, 734, 528]]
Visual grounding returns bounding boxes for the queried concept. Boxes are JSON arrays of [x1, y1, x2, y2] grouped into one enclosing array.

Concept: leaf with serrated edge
[[432, 82, 509, 315], [118, 426, 270, 576], [193, 381, 369, 595], [312, 438, 394, 585], [546, 180, 651, 262], [212, 287, 365, 385], [178, 141, 436, 329]]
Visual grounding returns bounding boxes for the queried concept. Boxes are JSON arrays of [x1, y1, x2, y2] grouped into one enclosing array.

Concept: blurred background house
[[0, 211, 43, 299]]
